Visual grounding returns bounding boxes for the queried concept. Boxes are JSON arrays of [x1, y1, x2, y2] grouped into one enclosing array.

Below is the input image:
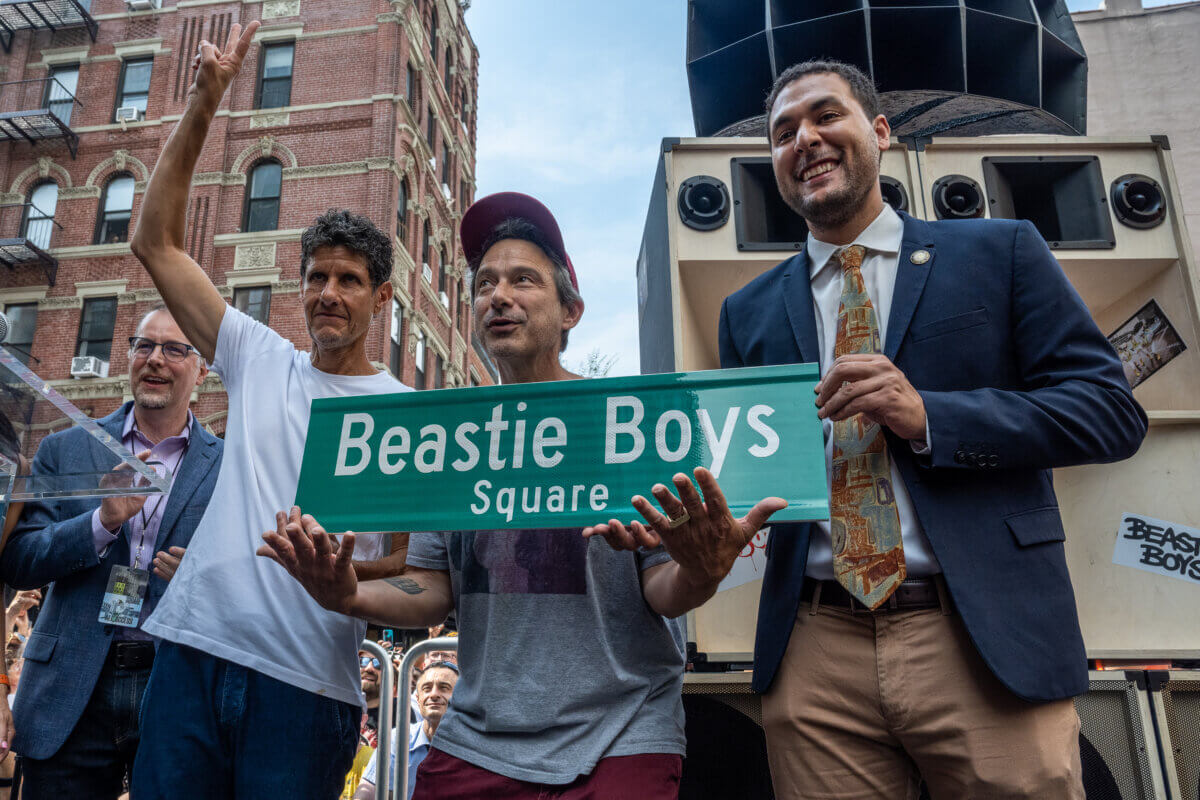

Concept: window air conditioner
[[115, 106, 141, 122], [126, 0, 160, 9], [423, 263, 433, 284], [441, 183, 453, 200], [70, 356, 109, 379], [439, 291, 450, 309]]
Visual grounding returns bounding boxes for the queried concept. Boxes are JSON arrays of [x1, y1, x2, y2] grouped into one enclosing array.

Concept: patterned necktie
[[829, 245, 906, 609]]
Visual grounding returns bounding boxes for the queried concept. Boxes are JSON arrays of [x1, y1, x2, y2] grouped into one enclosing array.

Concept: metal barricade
[[394, 637, 459, 800], [359, 639, 396, 800]]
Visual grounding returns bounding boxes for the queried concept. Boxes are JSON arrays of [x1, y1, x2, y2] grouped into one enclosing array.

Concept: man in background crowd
[[261, 192, 785, 799], [354, 661, 459, 800], [128, 21, 408, 799], [0, 307, 222, 800]]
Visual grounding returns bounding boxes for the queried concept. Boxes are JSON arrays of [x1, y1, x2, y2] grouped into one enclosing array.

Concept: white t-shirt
[[144, 308, 408, 705]]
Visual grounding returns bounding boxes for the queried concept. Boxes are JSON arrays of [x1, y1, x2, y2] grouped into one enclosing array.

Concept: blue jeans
[[131, 641, 359, 800], [21, 657, 150, 800]]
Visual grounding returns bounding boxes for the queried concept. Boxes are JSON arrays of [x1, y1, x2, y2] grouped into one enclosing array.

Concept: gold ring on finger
[[669, 511, 691, 529]]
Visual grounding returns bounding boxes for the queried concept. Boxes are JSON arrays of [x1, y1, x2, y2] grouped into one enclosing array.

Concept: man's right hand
[[98, 450, 153, 532], [257, 506, 360, 616], [187, 20, 260, 109]]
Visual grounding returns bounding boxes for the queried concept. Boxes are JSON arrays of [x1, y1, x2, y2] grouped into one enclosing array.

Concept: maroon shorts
[[411, 747, 682, 800]]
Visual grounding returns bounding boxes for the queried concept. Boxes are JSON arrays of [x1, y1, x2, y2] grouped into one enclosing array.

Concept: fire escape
[[0, 0, 97, 53]]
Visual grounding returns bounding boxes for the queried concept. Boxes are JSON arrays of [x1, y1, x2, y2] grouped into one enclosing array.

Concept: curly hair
[[764, 59, 882, 133], [300, 209, 393, 289]]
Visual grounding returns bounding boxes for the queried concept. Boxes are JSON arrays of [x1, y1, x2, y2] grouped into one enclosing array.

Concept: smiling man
[[355, 661, 459, 800], [124, 22, 407, 800], [718, 60, 1147, 798], [0, 306, 222, 800]]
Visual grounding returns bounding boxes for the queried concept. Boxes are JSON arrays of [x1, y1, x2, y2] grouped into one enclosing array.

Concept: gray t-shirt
[[406, 529, 687, 784]]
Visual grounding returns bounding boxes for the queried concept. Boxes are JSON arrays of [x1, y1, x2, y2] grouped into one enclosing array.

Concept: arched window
[[94, 173, 134, 244], [244, 160, 282, 232], [22, 181, 58, 250], [397, 179, 409, 242]]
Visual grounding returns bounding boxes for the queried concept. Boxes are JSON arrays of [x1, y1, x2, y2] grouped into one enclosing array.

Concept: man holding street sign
[[126, 21, 408, 799], [260, 192, 788, 798]]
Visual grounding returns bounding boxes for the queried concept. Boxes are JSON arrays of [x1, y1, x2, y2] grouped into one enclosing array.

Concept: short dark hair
[[417, 661, 459, 682], [764, 59, 882, 133], [300, 209, 392, 289], [466, 218, 583, 352]]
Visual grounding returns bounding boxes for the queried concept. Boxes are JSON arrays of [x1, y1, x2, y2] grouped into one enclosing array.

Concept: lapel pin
[[910, 249, 931, 265]]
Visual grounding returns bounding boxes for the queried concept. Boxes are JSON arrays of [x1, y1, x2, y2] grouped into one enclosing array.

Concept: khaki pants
[[762, 595, 1084, 800]]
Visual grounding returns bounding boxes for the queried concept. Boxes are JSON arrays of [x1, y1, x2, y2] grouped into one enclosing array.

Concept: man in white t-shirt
[[126, 21, 407, 799]]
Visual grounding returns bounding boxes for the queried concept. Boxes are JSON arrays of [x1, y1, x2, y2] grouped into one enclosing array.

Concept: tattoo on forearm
[[384, 576, 426, 595]]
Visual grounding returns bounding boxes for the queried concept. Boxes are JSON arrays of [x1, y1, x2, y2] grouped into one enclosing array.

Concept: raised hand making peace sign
[[187, 19, 261, 108]]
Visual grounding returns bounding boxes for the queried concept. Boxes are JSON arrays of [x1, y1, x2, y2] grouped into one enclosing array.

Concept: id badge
[[99, 565, 149, 627]]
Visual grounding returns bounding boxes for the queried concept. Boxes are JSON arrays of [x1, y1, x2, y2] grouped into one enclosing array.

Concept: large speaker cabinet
[[638, 136, 1200, 666]]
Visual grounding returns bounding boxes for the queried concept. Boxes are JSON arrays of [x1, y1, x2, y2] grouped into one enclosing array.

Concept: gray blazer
[[0, 402, 222, 759]]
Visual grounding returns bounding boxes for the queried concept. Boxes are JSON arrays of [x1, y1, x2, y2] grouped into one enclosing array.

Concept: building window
[[444, 46, 453, 92], [22, 181, 58, 250], [405, 62, 416, 106], [426, 107, 436, 151], [414, 330, 426, 389], [115, 58, 152, 121], [441, 142, 452, 185], [45, 65, 79, 125], [243, 160, 282, 233], [437, 247, 447, 295], [76, 297, 117, 361], [397, 179, 409, 242], [94, 174, 134, 244], [3, 303, 37, 365], [433, 353, 443, 389], [429, 7, 438, 56], [421, 221, 431, 268], [389, 299, 404, 377], [233, 286, 272, 324], [257, 42, 294, 109]]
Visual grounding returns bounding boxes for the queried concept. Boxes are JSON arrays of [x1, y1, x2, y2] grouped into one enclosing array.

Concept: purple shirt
[[91, 409, 193, 639]]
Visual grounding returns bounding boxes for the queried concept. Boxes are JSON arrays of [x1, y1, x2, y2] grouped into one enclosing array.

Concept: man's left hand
[[152, 546, 186, 581], [815, 354, 926, 441], [583, 467, 786, 586]]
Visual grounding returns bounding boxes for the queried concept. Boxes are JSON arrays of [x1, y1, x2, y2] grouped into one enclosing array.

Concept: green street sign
[[295, 364, 828, 533]]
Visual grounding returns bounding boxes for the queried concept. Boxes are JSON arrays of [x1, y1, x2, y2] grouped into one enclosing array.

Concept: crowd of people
[[0, 14, 1149, 800]]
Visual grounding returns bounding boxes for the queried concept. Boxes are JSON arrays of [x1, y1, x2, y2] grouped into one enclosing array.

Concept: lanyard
[[130, 432, 190, 571]]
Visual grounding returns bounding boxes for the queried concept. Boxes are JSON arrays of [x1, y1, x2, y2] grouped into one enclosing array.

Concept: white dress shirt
[[804, 204, 941, 579]]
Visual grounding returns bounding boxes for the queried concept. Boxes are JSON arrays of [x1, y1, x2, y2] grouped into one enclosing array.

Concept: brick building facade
[[0, 0, 493, 439]]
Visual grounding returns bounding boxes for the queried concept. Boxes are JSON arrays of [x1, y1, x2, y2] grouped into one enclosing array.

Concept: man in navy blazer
[[719, 61, 1146, 798], [0, 307, 222, 800]]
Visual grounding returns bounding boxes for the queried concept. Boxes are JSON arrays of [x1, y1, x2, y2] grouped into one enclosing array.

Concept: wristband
[[0, 674, 9, 687]]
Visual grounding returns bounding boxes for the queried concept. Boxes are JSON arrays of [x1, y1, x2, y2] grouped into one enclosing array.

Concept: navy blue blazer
[[719, 212, 1147, 702], [0, 402, 222, 759]]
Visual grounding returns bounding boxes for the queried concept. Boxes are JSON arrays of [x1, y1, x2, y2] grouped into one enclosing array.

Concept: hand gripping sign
[[295, 365, 828, 533]]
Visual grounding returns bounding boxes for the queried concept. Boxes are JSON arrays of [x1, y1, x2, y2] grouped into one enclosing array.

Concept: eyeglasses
[[128, 337, 197, 363], [360, 656, 381, 669]]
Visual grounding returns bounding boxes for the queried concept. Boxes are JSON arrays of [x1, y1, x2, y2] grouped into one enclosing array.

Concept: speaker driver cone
[[880, 177, 909, 213], [678, 175, 731, 231], [932, 174, 985, 220], [1110, 173, 1166, 229]]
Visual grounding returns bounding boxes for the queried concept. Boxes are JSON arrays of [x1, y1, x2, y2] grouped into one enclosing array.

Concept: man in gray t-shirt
[[261, 193, 786, 798], [405, 528, 686, 783]]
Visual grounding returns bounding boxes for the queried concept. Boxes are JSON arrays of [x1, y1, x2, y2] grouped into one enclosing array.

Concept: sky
[[462, 0, 1179, 376]]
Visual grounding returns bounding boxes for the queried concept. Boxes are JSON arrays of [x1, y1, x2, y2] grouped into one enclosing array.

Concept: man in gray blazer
[[0, 306, 223, 800]]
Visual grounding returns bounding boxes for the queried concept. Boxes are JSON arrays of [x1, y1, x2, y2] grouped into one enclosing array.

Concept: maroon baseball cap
[[459, 192, 579, 290]]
